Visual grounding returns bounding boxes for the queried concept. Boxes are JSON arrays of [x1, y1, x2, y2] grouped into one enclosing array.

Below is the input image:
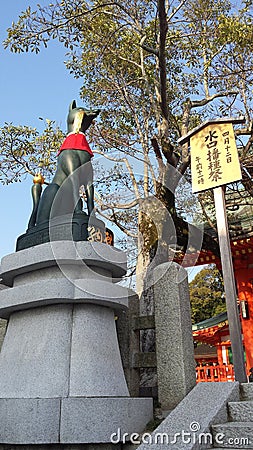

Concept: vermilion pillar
[[235, 267, 253, 374], [216, 344, 224, 366]]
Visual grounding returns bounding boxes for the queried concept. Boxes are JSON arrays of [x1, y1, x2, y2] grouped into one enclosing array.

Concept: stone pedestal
[[0, 241, 152, 445], [16, 213, 106, 251], [153, 262, 196, 412]]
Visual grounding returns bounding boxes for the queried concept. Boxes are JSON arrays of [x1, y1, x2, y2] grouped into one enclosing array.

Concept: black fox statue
[[28, 100, 100, 228]]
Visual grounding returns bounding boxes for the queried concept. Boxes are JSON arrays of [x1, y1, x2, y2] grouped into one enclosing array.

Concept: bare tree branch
[[191, 91, 238, 108]]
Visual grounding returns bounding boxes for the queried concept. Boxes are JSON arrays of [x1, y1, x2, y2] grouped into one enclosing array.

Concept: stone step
[[240, 383, 253, 401], [212, 422, 253, 448], [229, 401, 253, 422]]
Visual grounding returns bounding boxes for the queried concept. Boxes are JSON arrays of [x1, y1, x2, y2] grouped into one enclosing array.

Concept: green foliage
[[2, 0, 253, 266], [3, 1, 253, 165], [0, 120, 64, 184], [189, 264, 226, 324]]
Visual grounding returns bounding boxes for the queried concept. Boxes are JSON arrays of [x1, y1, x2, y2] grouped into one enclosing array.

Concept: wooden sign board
[[178, 117, 247, 382], [191, 122, 242, 193]]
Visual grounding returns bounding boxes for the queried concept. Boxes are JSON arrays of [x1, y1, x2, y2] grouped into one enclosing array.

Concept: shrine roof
[[192, 311, 230, 344], [177, 117, 245, 145], [204, 190, 253, 241], [192, 311, 228, 332], [175, 189, 253, 267]]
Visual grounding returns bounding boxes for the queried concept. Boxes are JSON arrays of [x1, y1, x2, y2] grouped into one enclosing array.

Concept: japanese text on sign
[[191, 123, 242, 193]]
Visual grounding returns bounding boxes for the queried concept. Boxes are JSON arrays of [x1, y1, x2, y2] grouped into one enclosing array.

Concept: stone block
[[0, 446, 122, 450], [60, 397, 153, 443], [0, 278, 128, 319], [0, 305, 72, 398], [117, 293, 141, 397], [136, 382, 239, 450], [240, 383, 253, 401], [0, 398, 60, 444], [212, 422, 253, 448], [229, 401, 253, 422], [0, 396, 153, 445], [0, 444, 121, 450], [153, 262, 196, 411], [0, 241, 127, 287], [0, 242, 153, 447], [69, 304, 129, 397]]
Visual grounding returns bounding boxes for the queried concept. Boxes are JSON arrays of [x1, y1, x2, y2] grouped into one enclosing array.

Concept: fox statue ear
[[69, 100, 76, 111]]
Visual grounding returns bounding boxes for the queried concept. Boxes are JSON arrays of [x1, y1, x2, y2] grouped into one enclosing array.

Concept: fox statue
[[28, 100, 100, 228]]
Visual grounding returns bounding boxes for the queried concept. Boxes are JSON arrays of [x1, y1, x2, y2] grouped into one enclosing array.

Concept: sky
[[0, 1, 83, 259], [0, 1, 202, 280]]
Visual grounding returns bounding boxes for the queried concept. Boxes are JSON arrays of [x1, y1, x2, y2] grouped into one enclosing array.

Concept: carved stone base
[[0, 242, 153, 444], [0, 397, 152, 444], [16, 213, 106, 251]]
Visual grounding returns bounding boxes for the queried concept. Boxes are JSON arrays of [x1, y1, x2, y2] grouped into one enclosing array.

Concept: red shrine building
[[178, 197, 253, 380], [192, 312, 235, 382]]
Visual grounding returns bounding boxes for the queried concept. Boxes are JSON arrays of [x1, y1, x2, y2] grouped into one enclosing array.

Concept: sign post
[[178, 118, 247, 383]]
